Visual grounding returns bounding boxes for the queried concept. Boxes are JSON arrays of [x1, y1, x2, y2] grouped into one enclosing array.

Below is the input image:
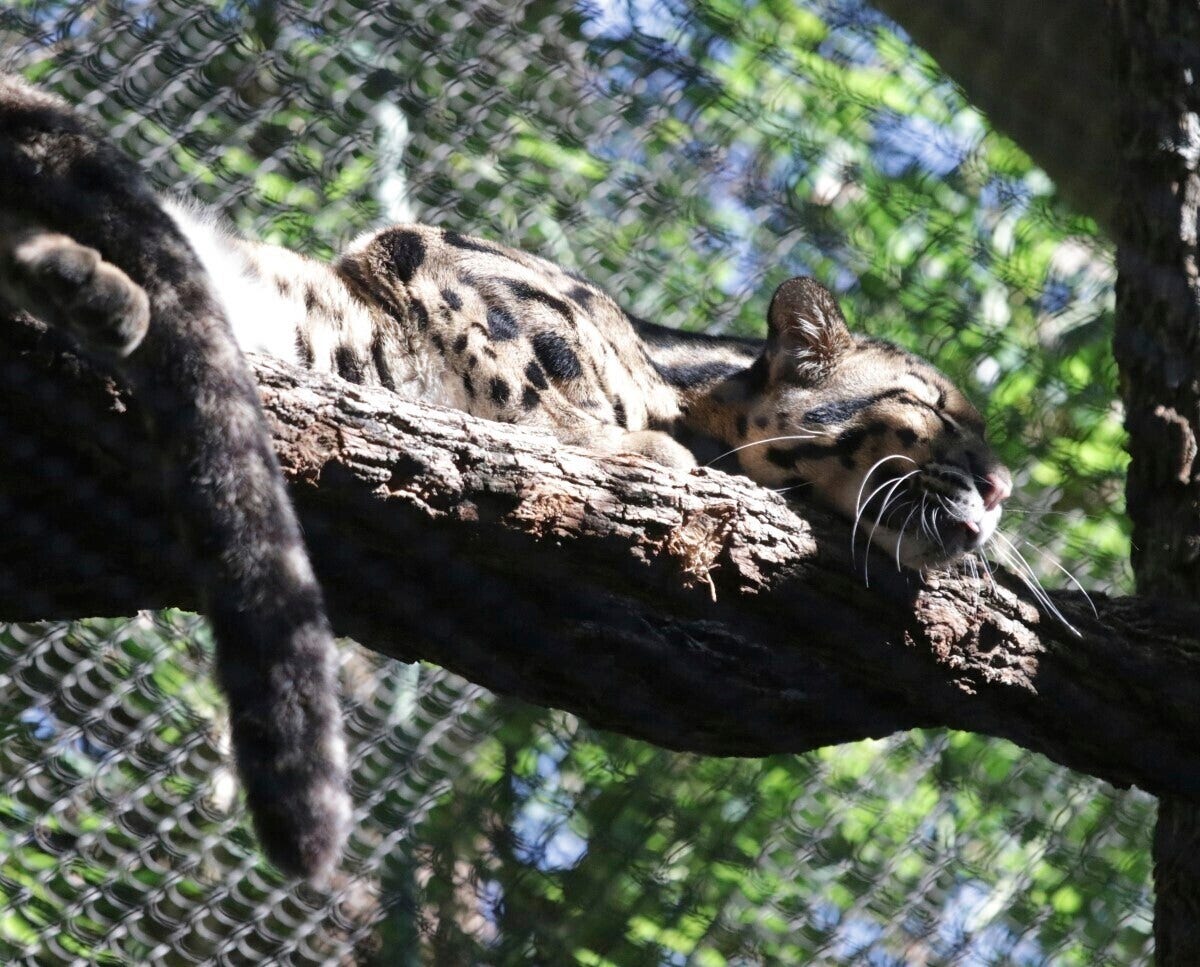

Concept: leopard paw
[[619, 429, 697, 470], [7, 231, 150, 357]]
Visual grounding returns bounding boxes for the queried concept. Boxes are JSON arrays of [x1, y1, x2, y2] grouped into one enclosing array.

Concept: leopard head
[[734, 277, 1011, 569]]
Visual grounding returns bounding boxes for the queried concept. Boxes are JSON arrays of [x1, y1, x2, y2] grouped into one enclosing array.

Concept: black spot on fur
[[766, 440, 846, 466], [741, 355, 771, 394], [504, 279, 574, 321], [754, 414, 769, 429], [525, 360, 549, 390], [295, 331, 315, 367], [431, 332, 445, 352], [863, 337, 909, 357], [444, 230, 508, 258], [567, 285, 594, 309], [522, 385, 540, 409], [840, 453, 856, 469], [927, 466, 972, 487], [453, 333, 468, 354], [334, 345, 365, 382], [275, 277, 291, 296], [303, 286, 319, 314], [442, 288, 463, 310], [652, 359, 742, 389], [767, 447, 797, 469], [487, 305, 520, 340], [804, 389, 907, 426], [463, 373, 475, 398], [467, 353, 479, 370], [383, 229, 426, 283], [411, 300, 430, 331], [483, 346, 497, 360], [965, 450, 987, 481], [736, 414, 749, 438], [834, 422, 892, 452], [613, 398, 628, 428], [370, 333, 396, 390], [532, 331, 583, 380], [896, 427, 918, 446], [490, 377, 511, 405]]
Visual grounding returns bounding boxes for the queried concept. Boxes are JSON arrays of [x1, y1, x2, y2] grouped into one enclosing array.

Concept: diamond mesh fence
[[0, 0, 1152, 964]]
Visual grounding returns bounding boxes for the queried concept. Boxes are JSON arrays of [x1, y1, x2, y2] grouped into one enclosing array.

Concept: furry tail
[[0, 76, 350, 881]]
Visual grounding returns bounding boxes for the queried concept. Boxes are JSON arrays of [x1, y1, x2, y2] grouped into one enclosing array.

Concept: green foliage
[[0, 0, 1150, 963]]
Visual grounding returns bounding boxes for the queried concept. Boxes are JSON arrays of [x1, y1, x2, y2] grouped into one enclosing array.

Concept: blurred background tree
[[0, 0, 1151, 963]]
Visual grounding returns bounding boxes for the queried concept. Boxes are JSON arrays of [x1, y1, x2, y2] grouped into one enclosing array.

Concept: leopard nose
[[981, 470, 1012, 511]]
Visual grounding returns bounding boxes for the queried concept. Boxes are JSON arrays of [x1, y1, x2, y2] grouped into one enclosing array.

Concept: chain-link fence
[[0, 0, 1150, 963]]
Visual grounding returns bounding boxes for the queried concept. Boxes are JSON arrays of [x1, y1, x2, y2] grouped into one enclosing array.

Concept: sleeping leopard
[[177, 206, 1013, 569], [0, 74, 1010, 882]]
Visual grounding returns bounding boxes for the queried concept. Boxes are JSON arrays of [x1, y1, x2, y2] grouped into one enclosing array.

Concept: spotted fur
[[0, 76, 349, 883], [183, 222, 1012, 569]]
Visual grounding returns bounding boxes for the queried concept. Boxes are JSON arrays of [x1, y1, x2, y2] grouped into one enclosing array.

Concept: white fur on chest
[[164, 200, 457, 404], [165, 200, 305, 363]]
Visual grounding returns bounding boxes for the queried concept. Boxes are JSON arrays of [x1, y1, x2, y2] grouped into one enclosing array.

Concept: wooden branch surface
[[1, 330, 1198, 804]]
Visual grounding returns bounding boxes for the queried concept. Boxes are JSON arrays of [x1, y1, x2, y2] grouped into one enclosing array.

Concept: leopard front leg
[[559, 423, 697, 470], [0, 225, 150, 357], [615, 429, 697, 469]]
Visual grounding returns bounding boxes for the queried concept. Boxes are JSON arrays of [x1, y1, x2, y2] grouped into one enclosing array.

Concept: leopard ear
[[764, 276, 854, 384]]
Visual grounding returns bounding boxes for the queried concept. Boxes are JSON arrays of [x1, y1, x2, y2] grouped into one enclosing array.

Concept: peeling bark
[[1, 324, 1199, 812]]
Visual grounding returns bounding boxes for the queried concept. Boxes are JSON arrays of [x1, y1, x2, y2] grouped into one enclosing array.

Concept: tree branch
[[2, 324, 1198, 805]]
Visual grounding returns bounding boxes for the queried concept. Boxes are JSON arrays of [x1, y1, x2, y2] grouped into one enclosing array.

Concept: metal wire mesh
[[0, 0, 1151, 963]]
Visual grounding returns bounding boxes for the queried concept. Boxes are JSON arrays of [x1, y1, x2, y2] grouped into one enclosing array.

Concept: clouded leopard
[[0, 75, 1011, 881], [178, 210, 1012, 569]]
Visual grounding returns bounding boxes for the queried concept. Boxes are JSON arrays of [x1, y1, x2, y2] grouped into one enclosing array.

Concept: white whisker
[[854, 455, 917, 524], [991, 534, 1082, 636], [928, 505, 946, 552], [854, 472, 919, 583], [895, 504, 920, 571], [978, 548, 998, 593], [851, 456, 918, 567], [704, 432, 828, 468], [1002, 508, 1107, 523], [772, 481, 814, 495], [865, 473, 918, 586], [918, 494, 933, 542], [1018, 537, 1098, 618]]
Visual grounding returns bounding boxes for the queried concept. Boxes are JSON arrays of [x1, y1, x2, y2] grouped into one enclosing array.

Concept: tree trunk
[[1109, 0, 1200, 957]]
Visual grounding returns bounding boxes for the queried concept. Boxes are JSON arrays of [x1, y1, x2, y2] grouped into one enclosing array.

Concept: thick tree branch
[[1, 324, 1198, 807]]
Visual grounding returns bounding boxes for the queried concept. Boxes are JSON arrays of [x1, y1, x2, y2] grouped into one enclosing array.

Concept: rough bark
[[2, 323, 1200, 809], [1108, 0, 1200, 959]]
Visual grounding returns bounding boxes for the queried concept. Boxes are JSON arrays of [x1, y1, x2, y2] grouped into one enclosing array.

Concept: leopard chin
[[868, 499, 1003, 571]]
